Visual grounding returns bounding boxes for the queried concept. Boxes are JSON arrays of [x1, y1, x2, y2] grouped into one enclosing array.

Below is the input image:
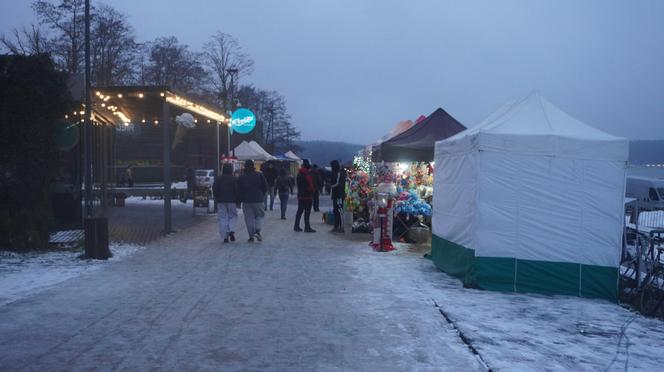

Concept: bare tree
[[0, 25, 49, 55], [235, 85, 300, 152], [90, 5, 137, 85], [203, 31, 254, 108], [143, 36, 207, 93], [32, 0, 86, 74]]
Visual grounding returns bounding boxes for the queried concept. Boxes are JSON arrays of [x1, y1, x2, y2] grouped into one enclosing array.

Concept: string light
[[138, 93, 144, 98], [164, 93, 225, 122], [116, 112, 131, 124], [117, 94, 123, 98], [160, 92, 165, 97]]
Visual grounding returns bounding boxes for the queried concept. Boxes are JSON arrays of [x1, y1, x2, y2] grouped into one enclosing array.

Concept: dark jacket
[[330, 160, 346, 199], [212, 174, 238, 203], [310, 167, 323, 191], [296, 167, 315, 200], [275, 171, 293, 194], [238, 169, 268, 203], [263, 165, 278, 187]]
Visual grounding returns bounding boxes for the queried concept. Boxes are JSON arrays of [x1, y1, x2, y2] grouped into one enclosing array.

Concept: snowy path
[[0, 199, 484, 371], [1, 197, 663, 371]]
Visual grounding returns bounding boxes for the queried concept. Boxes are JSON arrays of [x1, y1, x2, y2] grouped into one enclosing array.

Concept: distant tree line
[[1, 0, 300, 153]]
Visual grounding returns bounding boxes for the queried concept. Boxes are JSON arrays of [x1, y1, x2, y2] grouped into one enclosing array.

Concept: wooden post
[[163, 100, 172, 234], [101, 124, 107, 209]]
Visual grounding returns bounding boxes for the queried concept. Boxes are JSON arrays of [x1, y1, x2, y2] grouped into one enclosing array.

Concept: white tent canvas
[[234, 141, 275, 161], [432, 92, 628, 301], [248, 141, 275, 160]]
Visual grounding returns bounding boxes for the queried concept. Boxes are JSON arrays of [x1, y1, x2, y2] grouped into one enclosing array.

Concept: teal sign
[[230, 108, 256, 134]]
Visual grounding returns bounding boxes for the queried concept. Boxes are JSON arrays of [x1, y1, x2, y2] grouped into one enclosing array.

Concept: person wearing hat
[[237, 159, 268, 242], [294, 159, 316, 233]]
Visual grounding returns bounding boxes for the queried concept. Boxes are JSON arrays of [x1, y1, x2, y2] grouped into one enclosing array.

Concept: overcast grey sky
[[2, 0, 663, 144]]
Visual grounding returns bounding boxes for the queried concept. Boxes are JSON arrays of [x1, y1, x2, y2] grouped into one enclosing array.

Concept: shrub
[[0, 54, 71, 250]]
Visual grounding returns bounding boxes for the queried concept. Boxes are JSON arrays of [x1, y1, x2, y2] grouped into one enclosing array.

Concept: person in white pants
[[237, 160, 268, 242], [212, 163, 239, 243]]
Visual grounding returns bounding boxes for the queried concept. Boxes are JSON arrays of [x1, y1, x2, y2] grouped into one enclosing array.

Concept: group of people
[[211, 159, 346, 243]]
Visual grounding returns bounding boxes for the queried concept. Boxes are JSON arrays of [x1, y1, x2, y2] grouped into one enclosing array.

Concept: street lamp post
[[226, 68, 238, 156], [84, 0, 92, 218]]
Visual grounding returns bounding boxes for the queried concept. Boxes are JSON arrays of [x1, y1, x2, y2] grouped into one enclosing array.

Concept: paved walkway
[[0, 198, 484, 371]]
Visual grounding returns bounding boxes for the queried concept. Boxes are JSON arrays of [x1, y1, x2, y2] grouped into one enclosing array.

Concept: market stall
[[432, 92, 628, 301], [351, 107, 466, 245], [375, 107, 466, 163]]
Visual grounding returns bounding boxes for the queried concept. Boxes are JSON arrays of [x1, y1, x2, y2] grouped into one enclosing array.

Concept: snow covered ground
[[0, 243, 142, 307], [1, 199, 663, 370], [356, 245, 664, 371]]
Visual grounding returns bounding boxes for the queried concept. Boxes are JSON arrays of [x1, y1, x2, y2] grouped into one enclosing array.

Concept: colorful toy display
[[344, 169, 373, 215]]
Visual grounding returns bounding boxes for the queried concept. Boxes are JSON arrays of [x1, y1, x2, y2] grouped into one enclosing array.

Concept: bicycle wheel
[[619, 258, 639, 299], [640, 277, 664, 316]]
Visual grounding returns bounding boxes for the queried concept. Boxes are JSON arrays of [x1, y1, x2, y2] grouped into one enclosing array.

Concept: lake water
[[627, 164, 664, 179]]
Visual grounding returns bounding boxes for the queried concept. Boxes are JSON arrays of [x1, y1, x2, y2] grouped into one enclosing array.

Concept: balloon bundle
[[394, 189, 432, 217]]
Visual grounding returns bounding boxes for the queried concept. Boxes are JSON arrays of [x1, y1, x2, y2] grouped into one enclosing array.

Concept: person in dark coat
[[212, 163, 239, 243], [238, 160, 268, 242], [294, 160, 316, 232], [329, 160, 347, 233], [323, 168, 332, 195], [262, 162, 278, 211], [185, 167, 194, 199], [126, 165, 134, 187], [310, 164, 323, 212], [275, 167, 293, 220]]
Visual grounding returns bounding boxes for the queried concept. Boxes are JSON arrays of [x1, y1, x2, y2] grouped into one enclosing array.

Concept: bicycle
[[639, 231, 664, 317], [620, 230, 651, 300]]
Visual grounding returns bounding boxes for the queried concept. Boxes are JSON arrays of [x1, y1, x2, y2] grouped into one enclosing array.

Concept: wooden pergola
[[93, 86, 228, 233]]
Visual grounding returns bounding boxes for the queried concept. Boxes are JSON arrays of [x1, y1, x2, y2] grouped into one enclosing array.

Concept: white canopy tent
[[284, 150, 301, 161], [432, 92, 628, 301], [233, 140, 275, 161]]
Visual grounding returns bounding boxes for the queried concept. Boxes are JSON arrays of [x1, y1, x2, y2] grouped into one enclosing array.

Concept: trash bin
[[84, 217, 111, 259]]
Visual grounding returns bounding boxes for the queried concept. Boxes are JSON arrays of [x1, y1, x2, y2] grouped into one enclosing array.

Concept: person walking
[[330, 160, 347, 233], [238, 160, 268, 242], [294, 160, 316, 232], [262, 162, 278, 211], [126, 165, 134, 187], [275, 167, 293, 220], [212, 163, 239, 243], [311, 164, 323, 212]]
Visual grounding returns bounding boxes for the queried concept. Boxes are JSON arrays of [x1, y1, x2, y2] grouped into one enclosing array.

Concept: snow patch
[[0, 243, 142, 307]]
